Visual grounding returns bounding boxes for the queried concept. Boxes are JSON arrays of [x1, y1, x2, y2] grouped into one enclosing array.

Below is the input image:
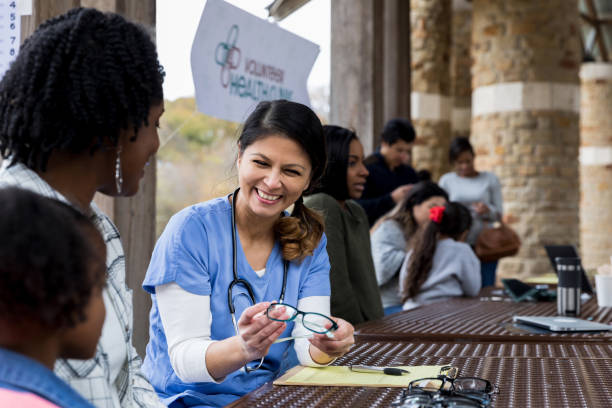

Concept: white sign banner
[[190, 0, 319, 123], [0, 0, 20, 81], [17, 0, 31, 16]]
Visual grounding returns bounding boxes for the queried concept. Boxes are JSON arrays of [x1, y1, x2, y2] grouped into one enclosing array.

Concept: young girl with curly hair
[[0, 188, 107, 408]]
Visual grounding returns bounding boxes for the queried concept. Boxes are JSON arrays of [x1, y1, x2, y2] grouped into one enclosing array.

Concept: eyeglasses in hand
[[266, 303, 338, 343]]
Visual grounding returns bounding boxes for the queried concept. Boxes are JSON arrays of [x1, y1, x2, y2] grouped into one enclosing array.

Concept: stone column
[[410, 0, 451, 180], [330, 0, 384, 155], [471, 0, 581, 280], [579, 63, 612, 270], [450, 0, 472, 139]]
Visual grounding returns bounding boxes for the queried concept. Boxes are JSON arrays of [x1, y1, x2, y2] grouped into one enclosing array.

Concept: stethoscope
[[228, 188, 288, 372]]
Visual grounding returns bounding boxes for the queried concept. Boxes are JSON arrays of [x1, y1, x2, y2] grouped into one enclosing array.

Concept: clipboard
[[274, 364, 452, 388]]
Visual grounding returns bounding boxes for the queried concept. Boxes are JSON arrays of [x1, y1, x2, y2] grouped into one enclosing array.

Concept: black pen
[[349, 365, 409, 376]]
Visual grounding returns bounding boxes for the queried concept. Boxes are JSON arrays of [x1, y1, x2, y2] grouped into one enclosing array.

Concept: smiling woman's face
[[237, 134, 312, 219]]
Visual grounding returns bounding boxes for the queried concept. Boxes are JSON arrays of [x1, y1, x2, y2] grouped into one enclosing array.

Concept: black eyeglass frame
[[396, 366, 497, 408], [266, 303, 338, 334], [394, 389, 491, 407], [408, 375, 495, 395]]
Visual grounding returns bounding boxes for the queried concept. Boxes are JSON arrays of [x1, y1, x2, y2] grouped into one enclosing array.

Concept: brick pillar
[[450, 0, 472, 139], [330, 0, 383, 155], [410, 0, 451, 180], [579, 63, 612, 270], [471, 0, 581, 280]]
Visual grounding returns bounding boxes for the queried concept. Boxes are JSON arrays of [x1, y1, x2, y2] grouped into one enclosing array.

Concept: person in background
[[416, 169, 432, 182], [305, 125, 384, 325], [0, 187, 107, 408], [439, 137, 503, 288], [370, 181, 448, 315], [0, 8, 166, 406], [142, 100, 354, 408], [357, 118, 419, 226], [399, 202, 481, 310]]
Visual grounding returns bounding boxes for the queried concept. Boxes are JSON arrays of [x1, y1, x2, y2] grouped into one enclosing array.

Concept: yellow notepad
[[274, 364, 450, 388]]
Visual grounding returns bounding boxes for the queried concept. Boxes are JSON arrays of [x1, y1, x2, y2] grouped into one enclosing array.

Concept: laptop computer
[[513, 315, 612, 332], [543, 245, 593, 294]]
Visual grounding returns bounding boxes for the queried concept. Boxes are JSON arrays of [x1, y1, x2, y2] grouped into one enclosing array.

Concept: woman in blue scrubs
[[142, 100, 355, 407]]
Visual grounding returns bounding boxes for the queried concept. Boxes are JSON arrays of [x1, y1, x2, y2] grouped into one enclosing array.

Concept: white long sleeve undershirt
[[155, 282, 332, 383]]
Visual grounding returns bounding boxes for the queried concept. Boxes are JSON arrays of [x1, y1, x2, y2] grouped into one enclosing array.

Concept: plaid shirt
[[0, 162, 165, 408]]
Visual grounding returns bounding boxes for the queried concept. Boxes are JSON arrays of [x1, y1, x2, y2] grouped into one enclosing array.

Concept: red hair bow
[[429, 206, 445, 224]]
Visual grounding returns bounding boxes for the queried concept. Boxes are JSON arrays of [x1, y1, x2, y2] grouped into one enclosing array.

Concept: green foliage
[[156, 97, 239, 236], [158, 97, 240, 152]]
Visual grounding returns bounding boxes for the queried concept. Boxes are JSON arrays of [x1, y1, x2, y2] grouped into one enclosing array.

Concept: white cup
[[595, 275, 612, 307]]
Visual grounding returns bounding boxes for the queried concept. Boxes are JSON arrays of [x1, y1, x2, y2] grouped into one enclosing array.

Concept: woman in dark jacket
[[305, 125, 384, 325]]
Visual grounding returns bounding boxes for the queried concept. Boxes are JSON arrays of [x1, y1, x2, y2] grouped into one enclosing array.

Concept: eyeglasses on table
[[392, 366, 498, 408]]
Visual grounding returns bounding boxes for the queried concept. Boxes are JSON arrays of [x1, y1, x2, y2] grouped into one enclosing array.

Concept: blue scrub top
[[142, 197, 331, 408]]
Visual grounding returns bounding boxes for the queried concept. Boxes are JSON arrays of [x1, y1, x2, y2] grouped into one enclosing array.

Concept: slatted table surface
[[355, 296, 612, 342], [227, 339, 612, 408]]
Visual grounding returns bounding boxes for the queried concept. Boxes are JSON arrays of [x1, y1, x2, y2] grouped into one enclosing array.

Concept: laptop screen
[[543, 245, 593, 294]]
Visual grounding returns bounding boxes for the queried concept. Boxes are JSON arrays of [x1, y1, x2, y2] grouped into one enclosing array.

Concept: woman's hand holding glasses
[[266, 303, 355, 362], [237, 302, 287, 362], [309, 316, 354, 360]]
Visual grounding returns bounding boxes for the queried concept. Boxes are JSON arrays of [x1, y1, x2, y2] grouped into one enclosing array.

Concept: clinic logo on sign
[[213, 24, 293, 101], [215, 25, 241, 88]]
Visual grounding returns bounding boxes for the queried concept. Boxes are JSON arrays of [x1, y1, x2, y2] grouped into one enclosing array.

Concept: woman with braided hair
[[143, 100, 355, 407], [0, 8, 165, 407]]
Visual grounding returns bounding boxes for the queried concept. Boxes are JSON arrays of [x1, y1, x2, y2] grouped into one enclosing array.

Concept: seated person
[[305, 125, 384, 325], [0, 187, 107, 408], [370, 181, 448, 315], [356, 118, 419, 226], [142, 101, 354, 408], [399, 202, 481, 310]]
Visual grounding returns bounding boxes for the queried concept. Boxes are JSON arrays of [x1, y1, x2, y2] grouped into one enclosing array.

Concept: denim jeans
[[480, 261, 499, 288]]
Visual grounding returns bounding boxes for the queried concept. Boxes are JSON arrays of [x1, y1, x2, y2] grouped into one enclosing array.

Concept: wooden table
[[228, 295, 612, 407], [355, 296, 612, 343]]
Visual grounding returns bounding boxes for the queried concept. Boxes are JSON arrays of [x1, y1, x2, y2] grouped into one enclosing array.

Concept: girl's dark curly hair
[[0, 187, 106, 329], [0, 7, 164, 171], [401, 202, 472, 301]]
